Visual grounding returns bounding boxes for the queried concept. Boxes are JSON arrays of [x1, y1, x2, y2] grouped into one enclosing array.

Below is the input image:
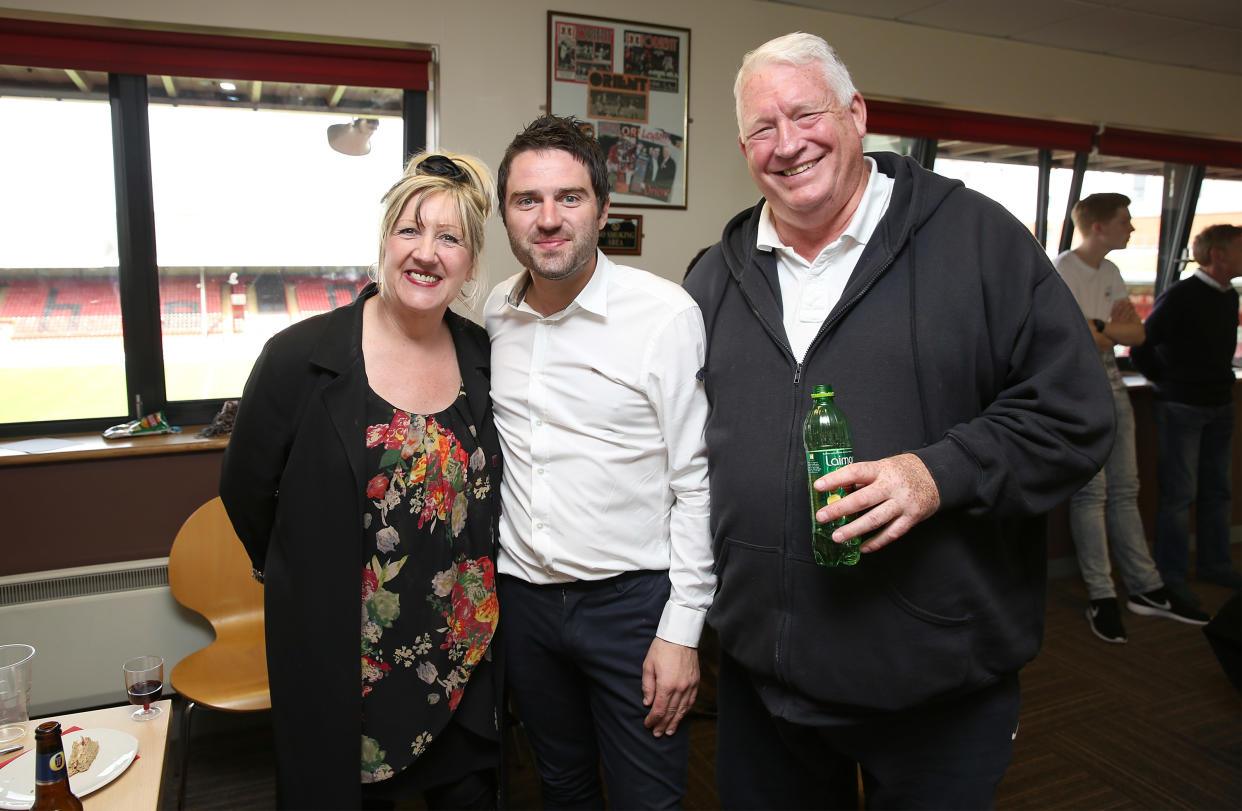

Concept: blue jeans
[[1153, 400, 1235, 583], [1069, 358, 1164, 600]]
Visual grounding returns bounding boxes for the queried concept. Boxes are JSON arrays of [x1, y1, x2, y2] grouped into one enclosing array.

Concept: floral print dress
[[360, 385, 498, 784]]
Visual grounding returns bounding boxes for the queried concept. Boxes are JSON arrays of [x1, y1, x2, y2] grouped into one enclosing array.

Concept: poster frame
[[548, 10, 690, 210]]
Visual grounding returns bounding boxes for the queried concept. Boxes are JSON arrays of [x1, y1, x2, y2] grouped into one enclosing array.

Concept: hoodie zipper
[[773, 251, 900, 685], [722, 205, 906, 684]]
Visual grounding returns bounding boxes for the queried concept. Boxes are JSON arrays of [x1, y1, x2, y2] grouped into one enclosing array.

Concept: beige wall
[[3, 0, 1237, 285]]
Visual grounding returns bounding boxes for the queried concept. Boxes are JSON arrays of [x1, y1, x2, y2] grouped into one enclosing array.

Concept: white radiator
[[0, 559, 214, 715]]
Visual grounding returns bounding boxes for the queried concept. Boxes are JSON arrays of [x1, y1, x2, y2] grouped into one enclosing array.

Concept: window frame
[[867, 97, 1240, 284], [0, 17, 432, 437]]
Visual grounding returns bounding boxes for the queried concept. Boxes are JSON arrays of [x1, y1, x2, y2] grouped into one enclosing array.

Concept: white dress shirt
[[757, 156, 894, 363], [483, 250, 715, 647]]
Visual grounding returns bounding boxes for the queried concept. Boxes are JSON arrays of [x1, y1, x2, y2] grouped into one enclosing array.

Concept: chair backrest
[[168, 497, 263, 628]]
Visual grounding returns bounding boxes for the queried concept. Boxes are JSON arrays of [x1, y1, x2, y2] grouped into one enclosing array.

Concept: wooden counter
[[0, 427, 227, 468]]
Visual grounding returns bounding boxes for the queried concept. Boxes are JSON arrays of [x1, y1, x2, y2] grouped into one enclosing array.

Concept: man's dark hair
[[1192, 223, 1242, 267], [497, 115, 610, 223]]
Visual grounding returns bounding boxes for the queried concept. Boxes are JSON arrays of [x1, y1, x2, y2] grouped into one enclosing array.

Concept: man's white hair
[[733, 32, 857, 135]]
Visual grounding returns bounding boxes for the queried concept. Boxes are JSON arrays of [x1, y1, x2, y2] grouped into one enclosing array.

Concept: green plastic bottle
[[803, 384, 859, 566]]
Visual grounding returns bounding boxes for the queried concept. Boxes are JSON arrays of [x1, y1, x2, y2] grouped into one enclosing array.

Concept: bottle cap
[[811, 384, 834, 397]]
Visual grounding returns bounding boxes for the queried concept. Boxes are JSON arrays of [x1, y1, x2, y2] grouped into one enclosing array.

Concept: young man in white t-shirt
[[1054, 193, 1208, 643]]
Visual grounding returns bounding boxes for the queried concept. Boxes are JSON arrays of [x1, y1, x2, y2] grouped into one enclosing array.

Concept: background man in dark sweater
[[1132, 224, 1242, 604]]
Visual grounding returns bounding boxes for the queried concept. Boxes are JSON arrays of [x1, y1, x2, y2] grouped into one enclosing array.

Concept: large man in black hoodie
[[683, 32, 1114, 809]]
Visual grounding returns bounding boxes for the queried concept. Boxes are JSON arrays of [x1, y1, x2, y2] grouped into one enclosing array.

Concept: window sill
[[0, 426, 228, 467]]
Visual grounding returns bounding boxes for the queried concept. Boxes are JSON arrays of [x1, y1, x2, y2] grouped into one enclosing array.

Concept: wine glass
[[122, 655, 164, 721]]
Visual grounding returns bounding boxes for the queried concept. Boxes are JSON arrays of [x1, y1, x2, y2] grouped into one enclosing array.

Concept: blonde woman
[[221, 152, 502, 809]]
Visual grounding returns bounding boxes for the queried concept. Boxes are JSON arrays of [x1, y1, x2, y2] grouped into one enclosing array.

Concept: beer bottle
[[803, 384, 859, 566], [31, 721, 84, 811]]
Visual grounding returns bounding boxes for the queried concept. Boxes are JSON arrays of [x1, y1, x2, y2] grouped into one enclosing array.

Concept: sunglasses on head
[[418, 154, 469, 184]]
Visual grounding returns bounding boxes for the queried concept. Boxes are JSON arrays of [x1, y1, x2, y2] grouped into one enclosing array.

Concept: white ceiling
[[762, 0, 1242, 74]]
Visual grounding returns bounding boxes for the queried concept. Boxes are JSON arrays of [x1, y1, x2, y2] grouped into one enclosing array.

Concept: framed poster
[[548, 11, 689, 209], [599, 213, 643, 255]]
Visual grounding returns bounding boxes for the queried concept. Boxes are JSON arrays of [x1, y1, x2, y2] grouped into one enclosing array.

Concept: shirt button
[[537, 468, 545, 475], [536, 522, 545, 530]]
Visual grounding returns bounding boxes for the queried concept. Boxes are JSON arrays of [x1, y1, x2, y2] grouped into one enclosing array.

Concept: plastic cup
[[0, 644, 34, 744]]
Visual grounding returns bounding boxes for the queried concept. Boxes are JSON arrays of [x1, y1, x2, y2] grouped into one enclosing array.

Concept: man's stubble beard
[[508, 226, 599, 283]]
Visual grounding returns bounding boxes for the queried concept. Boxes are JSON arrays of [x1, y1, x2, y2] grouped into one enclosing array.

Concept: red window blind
[[867, 98, 1241, 170], [866, 99, 1095, 152], [1097, 127, 1242, 170], [0, 17, 431, 89]]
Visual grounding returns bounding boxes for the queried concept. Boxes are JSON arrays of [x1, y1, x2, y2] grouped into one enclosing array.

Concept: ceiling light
[[327, 117, 379, 156]]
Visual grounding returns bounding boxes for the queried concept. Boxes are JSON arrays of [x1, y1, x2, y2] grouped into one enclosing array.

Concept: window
[[862, 133, 918, 158], [146, 77, 402, 403], [1184, 173, 1242, 359], [1190, 176, 1242, 251], [863, 99, 1241, 365], [0, 69, 123, 423], [931, 143, 1079, 242], [1053, 162, 1164, 284], [0, 18, 431, 435]]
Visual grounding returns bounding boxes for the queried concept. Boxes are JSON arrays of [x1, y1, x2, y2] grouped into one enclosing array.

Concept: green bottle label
[[807, 446, 859, 566], [807, 446, 852, 520], [807, 447, 852, 479]]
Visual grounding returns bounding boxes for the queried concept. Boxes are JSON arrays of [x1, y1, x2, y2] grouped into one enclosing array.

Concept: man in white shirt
[[1054, 193, 1208, 643], [485, 115, 713, 809]]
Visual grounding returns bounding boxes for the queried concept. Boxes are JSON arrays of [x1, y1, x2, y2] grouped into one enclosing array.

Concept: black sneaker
[[1128, 587, 1210, 625], [1087, 598, 1127, 643], [1163, 579, 1203, 609]]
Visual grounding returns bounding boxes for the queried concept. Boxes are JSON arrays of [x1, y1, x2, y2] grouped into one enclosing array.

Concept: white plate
[[0, 728, 139, 809]]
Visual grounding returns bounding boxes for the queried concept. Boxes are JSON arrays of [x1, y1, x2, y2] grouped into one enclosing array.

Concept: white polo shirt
[[757, 156, 895, 362]]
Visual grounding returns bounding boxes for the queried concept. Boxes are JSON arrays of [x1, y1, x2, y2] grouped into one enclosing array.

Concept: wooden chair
[[168, 497, 270, 809]]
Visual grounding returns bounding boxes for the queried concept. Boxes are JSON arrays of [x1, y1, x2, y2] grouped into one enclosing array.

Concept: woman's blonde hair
[[375, 150, 495, 301]]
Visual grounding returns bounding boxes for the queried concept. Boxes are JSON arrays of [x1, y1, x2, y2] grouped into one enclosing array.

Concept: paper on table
[[0, 438, 81, 454]]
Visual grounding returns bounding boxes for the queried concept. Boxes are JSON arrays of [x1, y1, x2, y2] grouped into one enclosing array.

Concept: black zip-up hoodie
[[684, 153, 1114, 716]]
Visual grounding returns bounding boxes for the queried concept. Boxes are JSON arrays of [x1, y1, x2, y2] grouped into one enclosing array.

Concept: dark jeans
[[716, 652, 1020, 810], [1153, 400, 1235, 583], [500, 571, 689, 810]]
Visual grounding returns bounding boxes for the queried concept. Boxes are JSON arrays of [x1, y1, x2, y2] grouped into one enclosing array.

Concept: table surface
[[2, 700, 172, 809]]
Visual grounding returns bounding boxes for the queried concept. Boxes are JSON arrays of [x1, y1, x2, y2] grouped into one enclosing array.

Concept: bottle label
[[36, 750, 65, 784], [807, 446, 853, 520], [806, 447, 853, 479], [807, 446, 859, 566]]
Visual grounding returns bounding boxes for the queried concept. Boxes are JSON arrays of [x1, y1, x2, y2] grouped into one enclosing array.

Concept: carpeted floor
[[159, 573, 1240, 809]]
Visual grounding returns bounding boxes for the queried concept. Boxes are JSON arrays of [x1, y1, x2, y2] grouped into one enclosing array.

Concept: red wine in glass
[[121, 655, 165, 721], [127, 679, 163, 710]]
